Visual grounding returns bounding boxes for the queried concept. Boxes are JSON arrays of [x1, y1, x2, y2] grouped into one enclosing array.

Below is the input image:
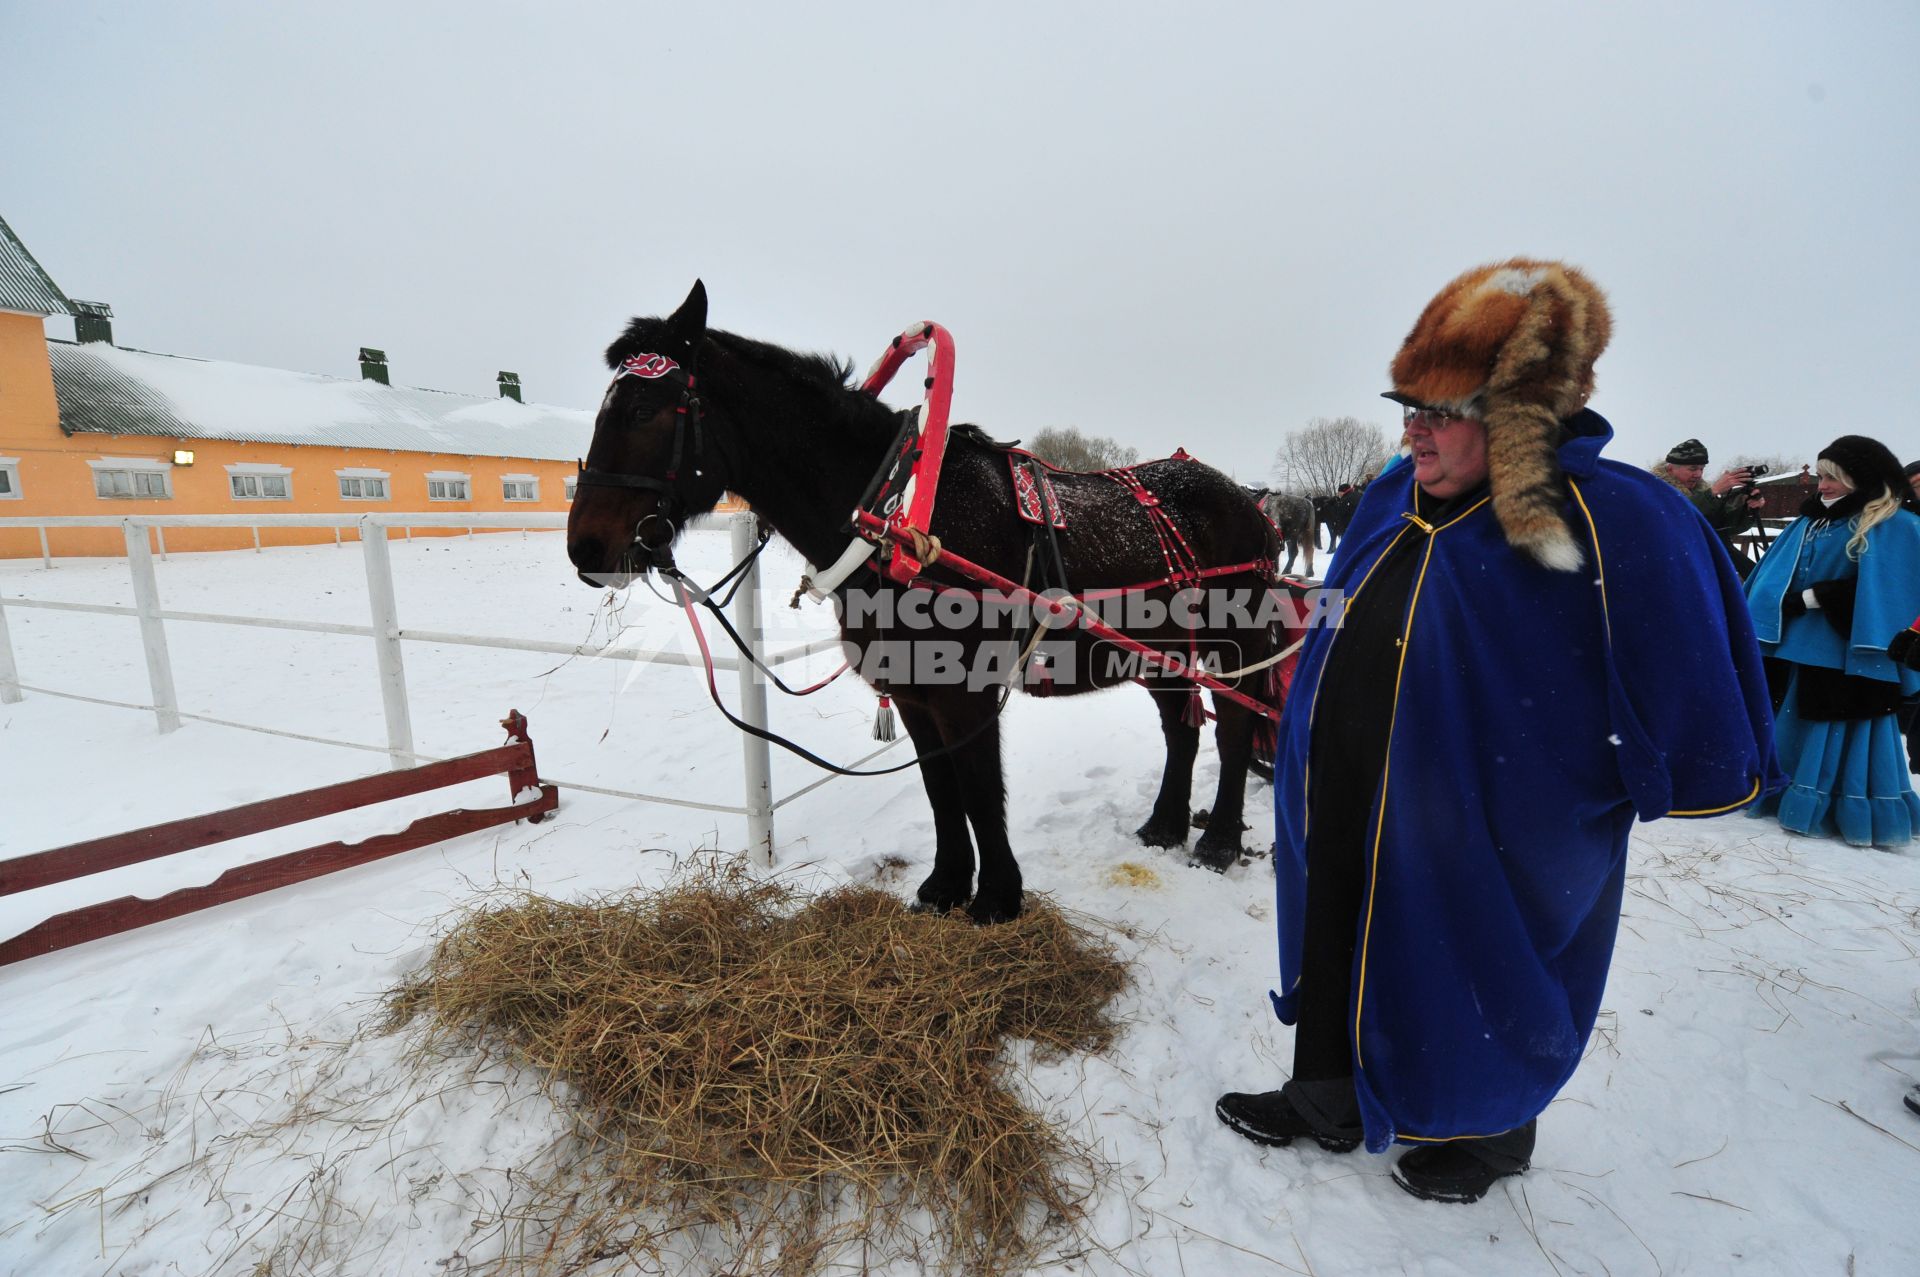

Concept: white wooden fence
[[0, 511, 866, 862]]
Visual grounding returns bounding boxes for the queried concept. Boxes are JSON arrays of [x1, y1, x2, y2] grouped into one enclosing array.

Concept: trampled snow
[[1, 530, 1915, 1275]]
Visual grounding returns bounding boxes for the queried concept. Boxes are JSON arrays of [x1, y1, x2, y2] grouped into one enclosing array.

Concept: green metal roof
[[0, 214, 75, 317]]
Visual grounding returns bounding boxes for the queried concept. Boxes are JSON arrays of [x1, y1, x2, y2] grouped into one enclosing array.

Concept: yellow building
[[1, 213, 736, 560]]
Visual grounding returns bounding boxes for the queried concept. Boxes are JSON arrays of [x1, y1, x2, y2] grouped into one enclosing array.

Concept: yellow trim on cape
[[1297, 520, 1418, 852], [1349, 487, 1489, 1070], [1669, 775, 1763, 817], [1571, 479, 1763, 819], [1396, 1127, 1528, 1144]]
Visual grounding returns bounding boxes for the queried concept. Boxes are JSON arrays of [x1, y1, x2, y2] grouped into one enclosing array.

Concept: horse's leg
[[1282, 535, 1298, 576], [1302, 534, 1315, 579], [934, 691, 1022, 924], [1193, 695, 1256, 871], [898, 698, 977, 913], [1137, 685, 1200, 849]]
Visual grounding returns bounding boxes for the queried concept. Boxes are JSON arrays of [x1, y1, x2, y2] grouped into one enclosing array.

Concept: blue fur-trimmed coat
[[1743, 505, 1920, 694], [1271, 410, 1784, 1152]]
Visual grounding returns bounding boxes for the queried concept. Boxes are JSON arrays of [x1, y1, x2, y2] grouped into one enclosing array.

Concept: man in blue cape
[[1217, 260, 1783, 1203]]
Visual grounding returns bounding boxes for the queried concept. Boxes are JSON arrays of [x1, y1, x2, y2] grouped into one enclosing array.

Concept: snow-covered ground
[[2, 531, 1916, 1276]]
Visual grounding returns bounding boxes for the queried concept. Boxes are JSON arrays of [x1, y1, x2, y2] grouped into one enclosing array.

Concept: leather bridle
[[574, 351, 713, 569]]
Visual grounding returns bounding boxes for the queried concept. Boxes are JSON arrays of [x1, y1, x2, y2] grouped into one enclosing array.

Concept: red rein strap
[[678, 591, 851, 697]]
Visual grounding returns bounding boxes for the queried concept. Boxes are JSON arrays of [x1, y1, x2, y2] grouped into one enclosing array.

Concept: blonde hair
[[1818, 457, 1899, 561]]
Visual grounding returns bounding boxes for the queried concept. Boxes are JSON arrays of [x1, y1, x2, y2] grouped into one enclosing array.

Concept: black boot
[[1391, 1120, 1536, 1204], [1905, 1084, 1920, 1118], [1214, 1088, 1361, 1152]]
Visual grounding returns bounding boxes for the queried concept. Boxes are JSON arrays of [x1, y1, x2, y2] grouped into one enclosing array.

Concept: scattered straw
[[385, 863, 1131, 1276]]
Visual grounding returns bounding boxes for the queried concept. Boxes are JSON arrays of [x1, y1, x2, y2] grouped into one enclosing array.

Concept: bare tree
[[1025, 425, 1139, 472], [1272, 417, 1391, 496]]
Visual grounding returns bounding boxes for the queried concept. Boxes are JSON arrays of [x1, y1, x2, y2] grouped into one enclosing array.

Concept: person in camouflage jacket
[[1653, 438, 1765, 575]]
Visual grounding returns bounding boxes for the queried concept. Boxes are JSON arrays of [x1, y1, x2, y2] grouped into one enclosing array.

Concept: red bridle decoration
[[617, 352, 682, 380]]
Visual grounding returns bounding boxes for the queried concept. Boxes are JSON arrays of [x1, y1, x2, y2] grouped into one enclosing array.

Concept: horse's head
[[568, 280, 731, 587]]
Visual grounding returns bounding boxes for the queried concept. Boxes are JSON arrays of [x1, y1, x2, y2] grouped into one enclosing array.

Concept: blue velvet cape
[[1271, 411, 1783, 1152], [1743, 506, 1920, 694]]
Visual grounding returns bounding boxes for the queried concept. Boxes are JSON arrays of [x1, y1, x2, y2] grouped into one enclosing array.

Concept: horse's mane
[[604, 322, 856, 390], [951, 422, 1023, 452], [705, 329, 858, 390]]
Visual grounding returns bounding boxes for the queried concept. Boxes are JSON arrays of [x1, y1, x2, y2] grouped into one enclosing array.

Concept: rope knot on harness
[[904, 527, 943, 566]]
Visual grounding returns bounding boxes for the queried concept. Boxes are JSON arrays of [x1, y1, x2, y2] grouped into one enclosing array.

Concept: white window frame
[[225, 462, 293, 502], [88, 457, 173, 500], [426, 470, 472, 502], [502, 473, 540, 502], [563, 474, 577, 501], [335, 467, 391, 502], [0, 457, 20, 500]]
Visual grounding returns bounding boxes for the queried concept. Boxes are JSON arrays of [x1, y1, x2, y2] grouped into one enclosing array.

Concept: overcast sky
[[5, 1, 1916, 482]]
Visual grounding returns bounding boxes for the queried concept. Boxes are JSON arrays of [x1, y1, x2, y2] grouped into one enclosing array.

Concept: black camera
[[1746, 464, 1770, 478]]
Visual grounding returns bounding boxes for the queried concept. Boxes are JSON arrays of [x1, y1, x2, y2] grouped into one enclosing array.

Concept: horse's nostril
[[569, 536, 605, 569]]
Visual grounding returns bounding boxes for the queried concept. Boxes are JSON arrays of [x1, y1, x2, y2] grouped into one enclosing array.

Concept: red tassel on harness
[[1182, 686, 1207, 728], [1251, 645, 1296, 754], [1028, 653, 1054, 698], [1253, 712, 1278, 756], [872, 693, 897, 741]]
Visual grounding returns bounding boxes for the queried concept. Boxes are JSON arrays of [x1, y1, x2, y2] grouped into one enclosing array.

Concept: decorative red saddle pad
[[1010, 456, 1067, 529]]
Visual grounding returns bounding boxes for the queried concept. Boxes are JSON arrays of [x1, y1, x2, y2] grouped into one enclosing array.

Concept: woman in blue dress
[[1745, 435, 1920, 846]]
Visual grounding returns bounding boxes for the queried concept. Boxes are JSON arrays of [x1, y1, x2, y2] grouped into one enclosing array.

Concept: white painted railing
[[0, 511, 851, 862]]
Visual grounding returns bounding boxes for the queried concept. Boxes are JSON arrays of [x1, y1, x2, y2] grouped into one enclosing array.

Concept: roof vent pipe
[[73, 299, 114, 344], [497, 370, 522, 402], [358, 347, 389, 385]]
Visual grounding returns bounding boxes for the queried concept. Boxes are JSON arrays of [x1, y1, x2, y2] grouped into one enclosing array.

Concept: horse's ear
[[668, 280, 708, 346]]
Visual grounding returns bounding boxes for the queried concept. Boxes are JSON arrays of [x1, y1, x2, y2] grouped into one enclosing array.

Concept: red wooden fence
[[0, 710, 558, 966]]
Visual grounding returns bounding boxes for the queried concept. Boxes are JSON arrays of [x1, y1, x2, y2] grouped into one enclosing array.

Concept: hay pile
[[386, 866, 1131, 1276]]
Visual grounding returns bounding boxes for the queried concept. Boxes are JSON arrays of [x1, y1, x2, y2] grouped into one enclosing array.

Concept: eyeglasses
[[1403, 407, 1473, 431]]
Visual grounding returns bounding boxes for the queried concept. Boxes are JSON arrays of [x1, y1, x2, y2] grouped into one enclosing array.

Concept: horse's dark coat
[[568, 283, 1282, 922]]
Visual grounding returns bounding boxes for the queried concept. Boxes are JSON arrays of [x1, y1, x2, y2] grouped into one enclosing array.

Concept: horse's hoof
[[1189, 842, 1239, 874], [914, 875, 972, 915], [966, 895, 1023, 926], [1192, 828, 1244, 872], [1136, 817, 1189, 849], [1192, 808, 1251, 833]]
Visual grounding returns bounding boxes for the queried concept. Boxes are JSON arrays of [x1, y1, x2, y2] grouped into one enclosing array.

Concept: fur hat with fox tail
[[1385, 258, 1612, 572]]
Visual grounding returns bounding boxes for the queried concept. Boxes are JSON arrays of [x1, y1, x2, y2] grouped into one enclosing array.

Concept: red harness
[[846, 322, 1288, 721]]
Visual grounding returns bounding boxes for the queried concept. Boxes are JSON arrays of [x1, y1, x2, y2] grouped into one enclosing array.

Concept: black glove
[[1890, 627, 1920, 671], [1808, 579, 1857, 637], [1781, 590, 1808, 620]]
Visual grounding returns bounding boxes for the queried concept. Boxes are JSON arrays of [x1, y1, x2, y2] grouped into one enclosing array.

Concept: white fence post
[[154, 526, 168, 561], [732, 511, 775, 864], [123, 520, 181, 732], [359, 519, 415, 768], [0, 593, 22, 704], [38, 526, 52, 569]]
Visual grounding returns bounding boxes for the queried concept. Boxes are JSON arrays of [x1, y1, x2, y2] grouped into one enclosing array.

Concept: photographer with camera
[[1655, 439, 1767, 576]]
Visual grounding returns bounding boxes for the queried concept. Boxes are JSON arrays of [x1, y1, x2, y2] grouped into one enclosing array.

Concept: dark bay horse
[[1260, 491, 1316, 577], [1313, 487, 1361, 552], [567, 283, 1282, 923]]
